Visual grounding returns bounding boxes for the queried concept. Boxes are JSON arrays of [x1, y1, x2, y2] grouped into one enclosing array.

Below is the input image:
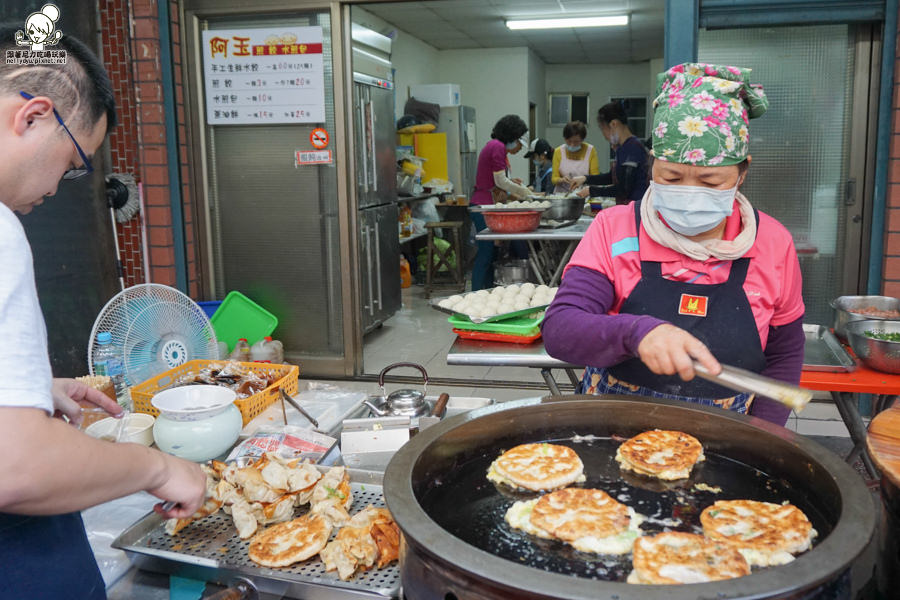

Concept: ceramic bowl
[[85, 413, 155, 446], [151, 385, 242, 462]]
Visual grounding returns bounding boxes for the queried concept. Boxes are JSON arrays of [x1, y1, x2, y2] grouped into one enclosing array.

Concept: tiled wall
[[98, 0, 200, 298]]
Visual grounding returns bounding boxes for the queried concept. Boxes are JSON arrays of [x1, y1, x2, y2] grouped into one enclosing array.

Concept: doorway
[[699, 24, 879, 325]]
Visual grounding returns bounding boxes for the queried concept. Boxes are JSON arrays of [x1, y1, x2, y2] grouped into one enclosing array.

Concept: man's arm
[[0, 406, 206, 517]]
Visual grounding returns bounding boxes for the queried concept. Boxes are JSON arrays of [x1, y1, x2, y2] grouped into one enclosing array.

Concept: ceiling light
[[506, 15, 629, 30]]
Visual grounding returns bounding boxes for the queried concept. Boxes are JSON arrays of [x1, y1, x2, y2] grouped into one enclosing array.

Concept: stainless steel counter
[[475, 215, 592, 241], [446, 337, 582, 395]]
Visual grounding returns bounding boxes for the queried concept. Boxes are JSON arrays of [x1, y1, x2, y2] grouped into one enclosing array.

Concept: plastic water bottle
[[250, 336, 284, 363], [94, 331, 128, 407], [230, 338, 251, 362]]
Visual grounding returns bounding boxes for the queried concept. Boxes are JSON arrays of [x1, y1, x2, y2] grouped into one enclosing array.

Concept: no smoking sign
[[310, 128, 329, 149]]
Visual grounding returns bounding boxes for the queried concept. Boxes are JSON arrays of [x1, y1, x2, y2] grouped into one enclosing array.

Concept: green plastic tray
[[209, 291, 279, 351], [448, 313, 543, 335]]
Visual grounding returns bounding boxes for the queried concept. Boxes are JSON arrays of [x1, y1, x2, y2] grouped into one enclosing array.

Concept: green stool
[[424, 221, 465, 298]]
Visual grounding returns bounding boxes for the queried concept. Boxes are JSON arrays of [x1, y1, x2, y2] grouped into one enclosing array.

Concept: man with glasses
[[0, 26, 206, 598]]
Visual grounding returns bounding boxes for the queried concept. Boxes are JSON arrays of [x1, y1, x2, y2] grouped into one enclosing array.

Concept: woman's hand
[[51, 378, 123, 425], [636, 324, 721, 381], [576, 187, 591, 199], [511, 177, 523, 185], [571, 175, 586, 186]]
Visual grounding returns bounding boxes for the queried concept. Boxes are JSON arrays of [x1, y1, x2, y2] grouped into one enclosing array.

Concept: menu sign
[[202, 27, 326, 125]]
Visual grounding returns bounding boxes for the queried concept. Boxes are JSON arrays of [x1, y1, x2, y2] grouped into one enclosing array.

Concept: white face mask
[[565, 144, 582, 153], [649, 181, 737, 236], [609, 132, 620, 146]]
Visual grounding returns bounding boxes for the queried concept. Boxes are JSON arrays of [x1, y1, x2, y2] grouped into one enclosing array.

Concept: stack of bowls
[[831, 295, 900, 343]]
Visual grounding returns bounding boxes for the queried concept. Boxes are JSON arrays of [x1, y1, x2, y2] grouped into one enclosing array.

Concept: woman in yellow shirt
[[551, 120, 600, 194]]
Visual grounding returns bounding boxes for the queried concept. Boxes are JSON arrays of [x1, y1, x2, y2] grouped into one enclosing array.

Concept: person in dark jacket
[[573, 101, 649, 204], [525, 138, 554, 194]]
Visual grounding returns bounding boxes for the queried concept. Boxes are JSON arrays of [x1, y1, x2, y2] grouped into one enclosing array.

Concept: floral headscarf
[[651, 63, 768, 167]]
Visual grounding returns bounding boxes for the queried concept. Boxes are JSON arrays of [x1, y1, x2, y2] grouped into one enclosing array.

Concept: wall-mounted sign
[[309, 127, 329, 148], [202, 27, 326, 125], [296, 150, 332, 166]]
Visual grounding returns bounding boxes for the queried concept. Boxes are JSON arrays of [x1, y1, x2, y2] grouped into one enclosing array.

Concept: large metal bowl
[[543, 196, 585, 221], [831, 295, 900, 342], [845, 319, 900, 374]]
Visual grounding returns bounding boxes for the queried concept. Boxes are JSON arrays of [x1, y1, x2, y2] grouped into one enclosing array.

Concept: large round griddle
[[384, 396, 875, 600]]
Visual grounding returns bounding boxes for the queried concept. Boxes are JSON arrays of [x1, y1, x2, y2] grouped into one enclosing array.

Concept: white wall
[[649, 57, 665, 100], [543, 62, 654, 165], [438, 47, 532, 182], [527, 49, 547, 146]]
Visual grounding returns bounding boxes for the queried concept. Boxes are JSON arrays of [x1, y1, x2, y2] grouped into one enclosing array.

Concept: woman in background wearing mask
[[551, 121, 599, 194], [525, 138, 554, 194], [542, 63, 804, 427], [572, 102, 649, 204], [470, 114, 531, 290]]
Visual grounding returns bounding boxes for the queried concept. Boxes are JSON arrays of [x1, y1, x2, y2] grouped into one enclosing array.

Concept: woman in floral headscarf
[[542, 63, 805, 426]]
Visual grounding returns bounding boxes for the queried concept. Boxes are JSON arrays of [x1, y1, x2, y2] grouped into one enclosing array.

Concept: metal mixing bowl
[[845, 319, 900, 374], [831, 295, 900, 342], [543, 196, 585, 221]]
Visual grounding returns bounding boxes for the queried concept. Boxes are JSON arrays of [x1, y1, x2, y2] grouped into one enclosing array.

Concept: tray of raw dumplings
[[431, 283, 558, 323], [469, 200, 551, 212]]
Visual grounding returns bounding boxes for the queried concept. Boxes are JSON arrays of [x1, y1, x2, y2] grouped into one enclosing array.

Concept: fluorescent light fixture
[[506, 15, 629, 30]]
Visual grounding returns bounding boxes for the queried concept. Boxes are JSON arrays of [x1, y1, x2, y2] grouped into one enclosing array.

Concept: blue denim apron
[[579, 202, 765, 415], [0, 511, 106, 599]]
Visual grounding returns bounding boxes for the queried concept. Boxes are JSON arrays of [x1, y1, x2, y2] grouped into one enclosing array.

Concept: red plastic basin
[[483, 210, 541, 233]]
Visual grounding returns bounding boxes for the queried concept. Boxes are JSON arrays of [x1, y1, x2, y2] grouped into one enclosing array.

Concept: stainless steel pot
[[831, 295, 900, 343], [543, 196, 585, 221], [384, 396, 875, 599]]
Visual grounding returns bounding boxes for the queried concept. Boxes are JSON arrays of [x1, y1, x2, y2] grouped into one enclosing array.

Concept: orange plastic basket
[[130, 359, 300, 426]]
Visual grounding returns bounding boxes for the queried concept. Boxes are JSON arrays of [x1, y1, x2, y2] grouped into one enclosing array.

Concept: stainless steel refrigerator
[[352, 24, 400, 333], [439, 105, 477, 197]]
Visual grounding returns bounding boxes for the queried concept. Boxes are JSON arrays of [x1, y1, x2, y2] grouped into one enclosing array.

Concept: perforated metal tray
[[112, 469, 398, 599]]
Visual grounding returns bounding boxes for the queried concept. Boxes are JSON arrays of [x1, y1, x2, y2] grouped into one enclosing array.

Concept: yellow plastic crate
[[130, 360, 300, 427]]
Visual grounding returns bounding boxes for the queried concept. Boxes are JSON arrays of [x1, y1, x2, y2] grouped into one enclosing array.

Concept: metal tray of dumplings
[[112, 468, 398, 599], [429, 296, 549, 324], [802, 324, 857, 372]]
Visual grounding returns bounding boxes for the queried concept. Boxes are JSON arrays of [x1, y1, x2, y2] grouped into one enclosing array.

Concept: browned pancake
[[628, 532, 750, 584], [489, 443, 584, 491], [616, 430, 704, 480], [248, 513, 333, 568], [530, 488, 631, 542], [700, 500, 817, 566]]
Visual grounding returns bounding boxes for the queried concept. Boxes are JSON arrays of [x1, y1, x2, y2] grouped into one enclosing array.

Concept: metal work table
[[446, 337, 581, 396], [475, 215, 593, 286], [447, 335, 895, 477]]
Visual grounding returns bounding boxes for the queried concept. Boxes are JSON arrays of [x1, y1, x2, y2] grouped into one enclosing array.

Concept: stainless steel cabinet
[[359, 202, 400, 333]]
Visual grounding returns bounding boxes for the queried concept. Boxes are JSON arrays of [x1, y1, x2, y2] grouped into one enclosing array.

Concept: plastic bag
[[227, 426, 337, 463], [82, 492, 159, 587]]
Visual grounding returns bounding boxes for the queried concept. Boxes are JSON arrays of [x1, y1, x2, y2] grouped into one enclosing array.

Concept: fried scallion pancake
[[487, 443, 585, 491], [627, 531, 750, 584], [248, 513, 333, 568], [700, 500, 817, 566], [506, 488, 644, 554], [615, 430, 705, 480]]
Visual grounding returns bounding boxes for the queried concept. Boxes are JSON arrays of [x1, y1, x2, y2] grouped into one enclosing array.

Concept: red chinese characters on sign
[[678, 294, 708, 317], [252, 43, 324, 56], [208, 36, 254, 58]]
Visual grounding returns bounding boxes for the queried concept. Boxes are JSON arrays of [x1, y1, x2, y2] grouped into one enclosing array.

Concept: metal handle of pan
[[201, 577, 258, 600], [692, 361, 812, 413], [378, 362, 428, 396]]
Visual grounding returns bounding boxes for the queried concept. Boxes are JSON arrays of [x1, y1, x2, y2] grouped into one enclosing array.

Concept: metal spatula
[[692, 361, 812, 413]]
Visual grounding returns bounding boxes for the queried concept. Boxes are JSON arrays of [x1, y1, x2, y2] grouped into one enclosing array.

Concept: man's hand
[[149, 455, 208, 518], [51, 378, 123, 425], [636, 324, 721, 381]]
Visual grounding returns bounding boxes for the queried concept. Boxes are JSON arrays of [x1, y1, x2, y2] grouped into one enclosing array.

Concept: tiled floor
[[359, 283, 856, 438]]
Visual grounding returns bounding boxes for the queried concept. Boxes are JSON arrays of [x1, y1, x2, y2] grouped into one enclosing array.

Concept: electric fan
[[88, 284, 219, 386]]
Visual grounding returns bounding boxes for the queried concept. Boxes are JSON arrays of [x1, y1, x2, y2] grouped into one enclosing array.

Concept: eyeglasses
[[19, 91, 94, 180]]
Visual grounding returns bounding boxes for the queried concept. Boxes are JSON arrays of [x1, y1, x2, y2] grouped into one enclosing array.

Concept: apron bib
[[554, 143, 593, 195], [0, 511, 106, 599], [580, 202, 765, 414]]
